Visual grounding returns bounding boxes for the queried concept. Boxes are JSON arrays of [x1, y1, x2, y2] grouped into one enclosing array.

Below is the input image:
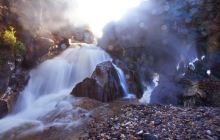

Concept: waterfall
[[0, 44, 111, 134], [113, 64, 135, 99], [139, 73, 160, 104]]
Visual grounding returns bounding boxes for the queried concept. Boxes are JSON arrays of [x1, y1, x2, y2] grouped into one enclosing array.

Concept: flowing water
[[139, 73, 160, 104], [0, 44, 125, 136], [113, 64, 136, 99]]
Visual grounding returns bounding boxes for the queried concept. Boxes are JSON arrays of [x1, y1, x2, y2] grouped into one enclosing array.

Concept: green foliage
[[1, 26, 26, 57], [3, 26, 16, 47], [15, 41, 26, 55]]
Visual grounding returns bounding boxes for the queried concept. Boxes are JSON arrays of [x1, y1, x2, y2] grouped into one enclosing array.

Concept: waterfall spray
[[0, 43, 133, 136], [0, 44, 111, 134], [113, 64, 136, 99], [139, 73, 160, 104]]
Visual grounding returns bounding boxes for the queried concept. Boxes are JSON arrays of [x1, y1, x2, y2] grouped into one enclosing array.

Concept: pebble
[[120, 134, 126, 139], [206, 135, 215, 140], [137, 130, 144, 135], [143, 133, 158, 140], [86, 105, 220, 140], [206, 130, 212, 135]]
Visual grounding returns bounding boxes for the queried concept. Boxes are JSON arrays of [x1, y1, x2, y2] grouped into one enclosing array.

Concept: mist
[[12, 0, 79, 37], [98, 0, 204, 104], [10, 0, 218, 104], [12, 0, 145, 38]]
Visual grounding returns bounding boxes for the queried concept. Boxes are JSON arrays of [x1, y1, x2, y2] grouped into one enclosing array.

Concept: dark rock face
[[150, 75, 185, 105], [183, 80, 220, 107], [71, 61, 124, 102], [71, 78, 103, 101], [150, 75, 220, 107], [0, 68, 29, 118], [0, 100, 8, 118]]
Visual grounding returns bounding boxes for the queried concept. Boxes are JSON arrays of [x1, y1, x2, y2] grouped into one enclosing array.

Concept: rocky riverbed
[[85, 104, 220, 140], [0, 98, 219, 140]]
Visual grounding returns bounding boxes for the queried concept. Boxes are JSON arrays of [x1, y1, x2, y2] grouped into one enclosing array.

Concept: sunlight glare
[[74, 0, 144, 37]]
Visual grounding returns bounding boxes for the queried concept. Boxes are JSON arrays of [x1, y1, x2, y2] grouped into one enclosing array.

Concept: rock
[[143, 133, 158, 140], [87, 104, 220, 140], [183, 80, 220, 107], [22, 36, 55, 69], [211, 61, 220, 79], [206, 130, 212, 135], [206, 135, 215, 140], [120, 134, 126, 139], [0, 100, 8, 118], [0, 88, 19, 117], [71, 78, 103, 100], [183, 81, 207, 107], [137, 130, 144, 135], [0, 68, 28, 117], [71, 61, 124, 102], [150, 75, 184, 105]]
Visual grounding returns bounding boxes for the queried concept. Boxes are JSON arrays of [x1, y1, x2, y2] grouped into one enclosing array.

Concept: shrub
[[15, 41, 26, 55], [2, 27, 26, 55], [3, 26, 16, 47]]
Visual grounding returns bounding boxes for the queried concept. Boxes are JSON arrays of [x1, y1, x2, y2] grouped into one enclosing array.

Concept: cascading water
[[0, 44, 113, 135], [139, 73, 160, 104], [113, 64, 135, 99]]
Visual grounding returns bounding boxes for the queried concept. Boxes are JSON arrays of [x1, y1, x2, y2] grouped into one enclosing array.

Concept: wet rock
[[0, 68, 29, 117], [0, 88, 18, 115], [0, 100, 8, 118], [71, 61, 124, 102]]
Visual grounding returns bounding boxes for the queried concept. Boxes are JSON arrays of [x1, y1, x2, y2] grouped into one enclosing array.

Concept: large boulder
[[71, 61, 124, 102]]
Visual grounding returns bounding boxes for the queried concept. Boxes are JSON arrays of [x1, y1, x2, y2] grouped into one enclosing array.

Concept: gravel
[[84, 104, 220, 140]]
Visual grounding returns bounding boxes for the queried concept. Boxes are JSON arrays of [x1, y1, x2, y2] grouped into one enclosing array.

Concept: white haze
[[14, 0, 145, 37]]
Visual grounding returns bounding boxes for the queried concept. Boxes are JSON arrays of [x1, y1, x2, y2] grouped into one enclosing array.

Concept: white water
[[139, 73, 160, 104], [189, 57, 199, 71], [113, 64, 136, 99], [0, 44, 112, 135]]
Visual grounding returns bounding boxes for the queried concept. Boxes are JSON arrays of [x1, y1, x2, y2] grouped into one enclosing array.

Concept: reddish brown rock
[[71, 61, 124, 102]]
